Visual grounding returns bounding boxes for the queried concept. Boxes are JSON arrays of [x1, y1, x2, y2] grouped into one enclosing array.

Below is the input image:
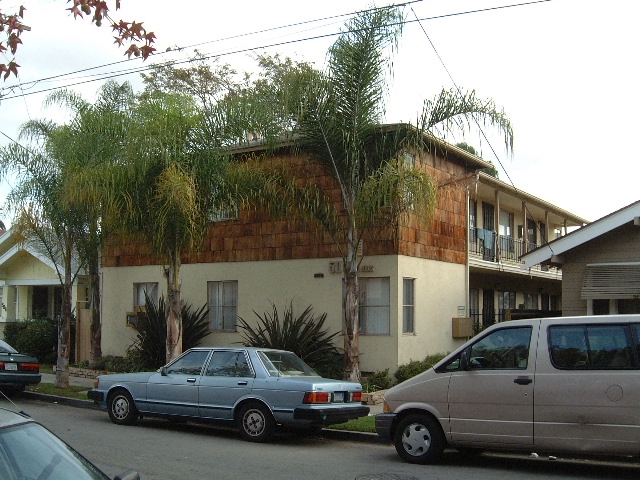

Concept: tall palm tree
[[286, 7, 514, 382], [0, 122, 87, 388], [47, 81, 135, 368], [120, 91, 228, 362]]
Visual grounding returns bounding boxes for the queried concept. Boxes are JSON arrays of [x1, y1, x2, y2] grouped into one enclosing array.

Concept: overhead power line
[[2, 0, 551, 102]]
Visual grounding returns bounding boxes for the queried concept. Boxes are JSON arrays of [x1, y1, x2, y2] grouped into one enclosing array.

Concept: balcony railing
[[469, 227, 540, 265]]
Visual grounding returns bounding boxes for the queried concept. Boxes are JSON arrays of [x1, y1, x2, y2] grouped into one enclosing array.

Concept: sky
[[1, 0, 638, 226]]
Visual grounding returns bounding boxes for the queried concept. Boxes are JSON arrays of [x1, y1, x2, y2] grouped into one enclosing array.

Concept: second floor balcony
[[469, 227, 545, 267]]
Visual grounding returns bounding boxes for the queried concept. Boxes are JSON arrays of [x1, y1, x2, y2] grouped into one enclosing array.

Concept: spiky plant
[[238, 301, 344, 379], [131, 293, 211, 370]]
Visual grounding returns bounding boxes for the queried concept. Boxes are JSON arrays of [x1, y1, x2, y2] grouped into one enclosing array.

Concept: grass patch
[[26, 383, 91, 401], [327, 414, 375, 433]]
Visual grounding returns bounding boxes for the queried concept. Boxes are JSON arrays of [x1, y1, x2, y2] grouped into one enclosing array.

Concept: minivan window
[[467, 327, 532, 369], [549, 324, 636, 370]]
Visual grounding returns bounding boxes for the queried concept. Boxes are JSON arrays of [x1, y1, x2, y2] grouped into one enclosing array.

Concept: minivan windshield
[[257, 351, 319, 376]]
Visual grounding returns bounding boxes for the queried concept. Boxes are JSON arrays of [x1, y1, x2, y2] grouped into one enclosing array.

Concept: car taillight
[[19, 362, 40, 372], [350, 391, 363, 402], [303, 392, 331, 404]]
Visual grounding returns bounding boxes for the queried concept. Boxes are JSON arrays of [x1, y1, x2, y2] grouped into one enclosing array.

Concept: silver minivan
[[376, 314, 640, 464]]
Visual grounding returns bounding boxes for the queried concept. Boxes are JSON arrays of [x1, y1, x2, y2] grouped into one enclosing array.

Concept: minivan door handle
[[514, 377, 532, 385]]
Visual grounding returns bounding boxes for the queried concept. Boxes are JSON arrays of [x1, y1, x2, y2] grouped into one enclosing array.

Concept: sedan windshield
[[0, 422, 109, 480], [257, 351, 319, 376]]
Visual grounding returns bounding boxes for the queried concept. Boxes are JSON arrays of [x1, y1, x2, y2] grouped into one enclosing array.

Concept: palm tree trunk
[[343, 223, 361, 383], [55, 276, 72, 388], [165, 252, 183, 362], [88, 257, 102, 368]]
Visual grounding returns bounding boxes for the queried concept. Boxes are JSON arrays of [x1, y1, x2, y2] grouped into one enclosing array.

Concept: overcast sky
[[1, 0, 638, 226]]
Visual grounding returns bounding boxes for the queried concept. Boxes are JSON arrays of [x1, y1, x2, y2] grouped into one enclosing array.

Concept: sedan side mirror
[[160, 366, 167, 376]]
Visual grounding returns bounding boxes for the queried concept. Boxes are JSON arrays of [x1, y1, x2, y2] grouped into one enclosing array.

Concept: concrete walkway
[[39, 372, 96, 388]]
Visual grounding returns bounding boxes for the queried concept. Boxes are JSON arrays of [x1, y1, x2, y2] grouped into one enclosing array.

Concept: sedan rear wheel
[[237, 402, 275, 442], [394, 414, 445, 464], [107, 389, 138, 425]]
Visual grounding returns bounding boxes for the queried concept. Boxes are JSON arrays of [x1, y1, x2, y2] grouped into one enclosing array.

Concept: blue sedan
[[88, 347, 369, 442]]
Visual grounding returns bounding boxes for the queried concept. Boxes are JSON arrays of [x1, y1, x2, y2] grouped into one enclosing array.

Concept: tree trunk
[[88, 254, 102, 368], [165, 253, 183, 363], [55, 282, 72, 388], [343, 223, 361, 383]]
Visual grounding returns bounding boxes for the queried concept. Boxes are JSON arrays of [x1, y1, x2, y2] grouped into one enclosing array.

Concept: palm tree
[[47, 81, 135, 368], [119, 91, 228, 362], [0, 123, 87, 388], [277, 7, 514, 382]]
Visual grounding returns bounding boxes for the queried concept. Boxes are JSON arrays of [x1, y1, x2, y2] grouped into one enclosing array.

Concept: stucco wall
[[101, 254, 467, 374]]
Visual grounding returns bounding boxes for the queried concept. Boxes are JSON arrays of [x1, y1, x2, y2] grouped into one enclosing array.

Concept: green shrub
[[363, 368, 393, 392], [395, 353, 447, 384], [238, 301, 344, 379], [16, 318, 57, 364], [129, 293, 212, 370], [2, 319, 57, 364], [3, 321, 24, 347]]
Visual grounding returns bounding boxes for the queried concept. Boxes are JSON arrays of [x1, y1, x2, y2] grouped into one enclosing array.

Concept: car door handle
[[187, 378, 197, 383], [237, 381, 248, 386], [514, 377, 532, 385]]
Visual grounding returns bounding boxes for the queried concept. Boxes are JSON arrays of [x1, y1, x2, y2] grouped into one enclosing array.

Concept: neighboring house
[[0, 228, 91, 360], [522, 200, 640, 316], [469, 172, 588, 328], [99, 133, 587, 374]]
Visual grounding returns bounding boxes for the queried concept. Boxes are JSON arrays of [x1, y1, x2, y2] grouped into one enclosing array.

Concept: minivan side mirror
[[460, 350, 470, 371]]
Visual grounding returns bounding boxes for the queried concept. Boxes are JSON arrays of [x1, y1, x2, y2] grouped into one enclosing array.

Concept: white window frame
[[359, 277, 390, 335], [402, 278, 415, 334], [134, 282, 158, 311], [208, 280, 238, 331]]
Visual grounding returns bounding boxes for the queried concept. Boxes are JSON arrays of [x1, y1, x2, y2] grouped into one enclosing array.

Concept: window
[[165, 350, 210, 375], [499, 210, 514, 253], [549, 324, 635, 370], [134, 282, 158, 309], [359, 277, 390, 335], [402, 278, 415, 334], [498, 291, 515, 321], [524, 293, 538, 310], [208, 281, 238, 331], [468, 326, 532, 369], [205, 351, 252, 377]]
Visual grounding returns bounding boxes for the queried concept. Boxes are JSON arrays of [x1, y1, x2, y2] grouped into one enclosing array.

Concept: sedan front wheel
[[107, 389, 138, 426], [237, 402, 275, 442]]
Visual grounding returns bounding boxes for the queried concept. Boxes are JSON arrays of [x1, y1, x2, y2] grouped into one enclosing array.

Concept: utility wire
[[410, 0, 557, 256], [2, 0, 553, 101]]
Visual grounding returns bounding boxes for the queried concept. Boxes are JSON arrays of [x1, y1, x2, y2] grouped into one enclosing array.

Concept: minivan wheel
[[107, 389, 138, 426], [394, 414, 445, 464]]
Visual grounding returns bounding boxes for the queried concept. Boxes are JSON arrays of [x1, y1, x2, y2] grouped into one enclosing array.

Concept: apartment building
[[99, 134, 587, 374]]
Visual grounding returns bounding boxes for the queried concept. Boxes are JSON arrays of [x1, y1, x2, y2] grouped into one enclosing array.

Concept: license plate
[[333, 392, 344, 403], [5, 363, 17, 371]]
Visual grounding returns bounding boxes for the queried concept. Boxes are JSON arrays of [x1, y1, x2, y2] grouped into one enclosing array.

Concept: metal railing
[[469, 228, 540, 265]]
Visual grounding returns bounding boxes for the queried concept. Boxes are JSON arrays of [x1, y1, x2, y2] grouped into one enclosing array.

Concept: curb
[[20, 390, 385, 443], [20, 391, 101, 411]]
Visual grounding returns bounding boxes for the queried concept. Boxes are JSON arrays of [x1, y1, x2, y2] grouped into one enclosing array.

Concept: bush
[[395, 353, 447, 384], [16, 318, 57, 364], [238, 301, 344, 379], [129, 293, 212, 370], [3, 319, 57, 364], [363, 368, 393, 392]]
